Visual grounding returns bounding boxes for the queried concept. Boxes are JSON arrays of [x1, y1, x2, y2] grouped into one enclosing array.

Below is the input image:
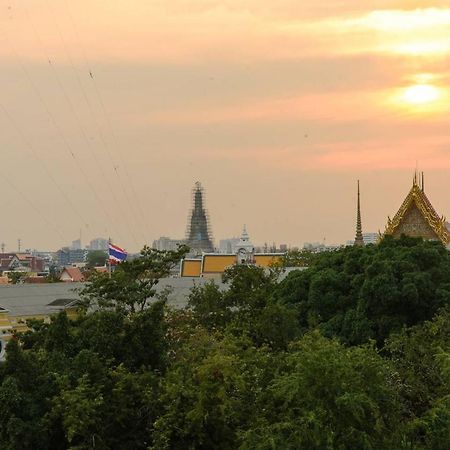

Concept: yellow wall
[[254, 254, 283, 267], [181, 259, 202, 277], [202, 255, 236, 273]]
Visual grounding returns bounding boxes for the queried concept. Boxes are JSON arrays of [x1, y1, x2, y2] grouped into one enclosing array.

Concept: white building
[[363, 233, 379, 245]]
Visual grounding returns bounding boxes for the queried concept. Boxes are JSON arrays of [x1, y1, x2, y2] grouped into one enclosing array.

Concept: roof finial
[[354, 180, 364, 247]]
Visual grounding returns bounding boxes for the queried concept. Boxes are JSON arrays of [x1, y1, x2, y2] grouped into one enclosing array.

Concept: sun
[[401, 84, 441, 105], [386, 76, 448, 114]]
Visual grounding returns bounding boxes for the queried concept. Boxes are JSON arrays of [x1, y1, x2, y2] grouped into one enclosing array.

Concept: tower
[[186, 182, 214, 254], [354, 180, 364, 246], [235, 225, 255, 262]]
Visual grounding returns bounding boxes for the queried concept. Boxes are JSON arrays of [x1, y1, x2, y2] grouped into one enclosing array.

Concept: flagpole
[[108, 237, 112, 279]]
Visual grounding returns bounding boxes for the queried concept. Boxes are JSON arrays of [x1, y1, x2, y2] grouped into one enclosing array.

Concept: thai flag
[[109, 243, 127, 264]]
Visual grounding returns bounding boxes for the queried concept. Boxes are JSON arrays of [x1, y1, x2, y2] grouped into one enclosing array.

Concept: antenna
[[1, 243, 5, 253], [18, 238, 21, 253]]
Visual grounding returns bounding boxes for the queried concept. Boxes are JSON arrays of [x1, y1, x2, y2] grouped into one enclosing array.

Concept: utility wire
[[0, 20, 121, 242], [30, 1, 140, 248], [0, 102, 89, 230], [0, 167, 65, 241], [63, 0, 150, 245]]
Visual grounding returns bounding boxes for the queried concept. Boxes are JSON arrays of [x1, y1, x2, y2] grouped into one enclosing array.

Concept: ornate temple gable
[[384, 175, 448, 245]]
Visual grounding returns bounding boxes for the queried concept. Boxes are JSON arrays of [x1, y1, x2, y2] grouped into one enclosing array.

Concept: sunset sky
[[1, 1, 450, 251]]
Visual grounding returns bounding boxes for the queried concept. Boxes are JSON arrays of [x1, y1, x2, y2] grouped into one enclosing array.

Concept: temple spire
[[186, 182, 214, 254], [354, 180, 364, 246]]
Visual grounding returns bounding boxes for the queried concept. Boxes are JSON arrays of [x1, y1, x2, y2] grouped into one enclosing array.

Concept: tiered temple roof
[[384, 173, 448, 245]]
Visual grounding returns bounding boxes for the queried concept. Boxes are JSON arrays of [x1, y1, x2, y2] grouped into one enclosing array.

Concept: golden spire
[[354, 180, 364, 246]]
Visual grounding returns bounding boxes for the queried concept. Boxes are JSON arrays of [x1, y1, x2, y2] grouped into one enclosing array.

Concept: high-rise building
[[152, 236, 185, 252], [219, 238, 240, 254], [88, 238, 109, 251], [186, 182, 214, 254], [71, 239, 82, 250]]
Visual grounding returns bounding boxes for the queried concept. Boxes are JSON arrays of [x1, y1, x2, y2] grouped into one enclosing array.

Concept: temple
[[180, 225, 283, 278], [186, 182, 214, 254], [384, 173, 449, 245]]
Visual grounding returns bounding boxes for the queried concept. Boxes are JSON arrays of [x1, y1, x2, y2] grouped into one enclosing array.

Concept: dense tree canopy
[[0, 236, 449, 448]]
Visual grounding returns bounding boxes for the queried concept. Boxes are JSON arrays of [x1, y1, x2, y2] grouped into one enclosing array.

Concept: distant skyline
[[1, 1, 450, 251]]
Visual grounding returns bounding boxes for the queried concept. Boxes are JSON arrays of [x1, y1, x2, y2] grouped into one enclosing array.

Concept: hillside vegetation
[[1, 237, 449, 449]]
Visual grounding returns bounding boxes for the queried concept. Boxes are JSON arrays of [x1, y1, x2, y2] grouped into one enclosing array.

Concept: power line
[[0, 102, 89, 230], [0, 18, 122, 243], [0, 167, 65, 241], [29, 1, 140, 248], [63, 0, 150, 245]]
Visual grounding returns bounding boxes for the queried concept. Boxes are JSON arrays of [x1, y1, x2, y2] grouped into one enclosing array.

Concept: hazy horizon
[[1, 1, 450, 252]]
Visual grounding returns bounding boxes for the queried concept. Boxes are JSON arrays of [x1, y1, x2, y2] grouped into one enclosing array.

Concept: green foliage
[[241, 333, 403, 450], [280, 248, 317, 267], [188, 265, 300, 349], [7, 271, 25, 285], [45, 265, 62, 283], [80, 244, 188, 313], [275, 236, 450, 345], [1, 240, 449, 449], [85, 250, 108, 269]]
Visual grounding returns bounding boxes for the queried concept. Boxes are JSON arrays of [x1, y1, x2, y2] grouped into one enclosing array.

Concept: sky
[[1, 0, 450, 252]]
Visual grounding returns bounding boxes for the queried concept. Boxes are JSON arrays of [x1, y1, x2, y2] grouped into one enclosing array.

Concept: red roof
[[60, 267, 85, 282]]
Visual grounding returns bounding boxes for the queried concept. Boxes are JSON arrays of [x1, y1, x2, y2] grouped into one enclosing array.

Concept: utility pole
[[18, 238, 21, 253]]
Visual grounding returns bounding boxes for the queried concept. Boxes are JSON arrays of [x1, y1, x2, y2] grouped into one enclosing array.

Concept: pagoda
[[384, 173, 448, 245], [186, 182, 214, 254], [354, 180, 364, 246]]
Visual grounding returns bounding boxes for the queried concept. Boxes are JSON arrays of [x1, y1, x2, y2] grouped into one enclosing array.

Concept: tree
[[275, 236, 450, 345], [7, 271, 25, 285], [86, 250, 108, 269], [241, 332, 403, 450], [188, 264, 299, 349], [80, 245, 189, 313]]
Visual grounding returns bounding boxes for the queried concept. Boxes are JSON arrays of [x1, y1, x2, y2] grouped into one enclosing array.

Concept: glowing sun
[[401, 84, 441, 105]]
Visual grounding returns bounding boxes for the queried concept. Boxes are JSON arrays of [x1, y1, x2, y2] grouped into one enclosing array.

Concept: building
[[60, 267, 85, 282], [186, 182, 214, 254], [181, 226, 283, 277], [363, 233, 379, 245], [71, 239, 82, 250], [0, 283, 82, 360], [88, 238, 109, 251], [0, 253, 45, 274], [152, 236, 186, 252], [0, 277, 231, 360], [219, 237, 240, 254], [234, 225, 255, 262], [384, 173, 448, 245], [56, 248, 88, 267]]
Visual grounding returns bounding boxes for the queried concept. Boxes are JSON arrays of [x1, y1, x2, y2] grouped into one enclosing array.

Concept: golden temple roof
[[384, 174, 448, 245]]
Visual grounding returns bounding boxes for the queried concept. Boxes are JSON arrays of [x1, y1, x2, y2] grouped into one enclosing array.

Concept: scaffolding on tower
[[186, 181, 214, 254]]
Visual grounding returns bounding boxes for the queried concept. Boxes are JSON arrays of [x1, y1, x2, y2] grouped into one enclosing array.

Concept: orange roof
[[61, 267, 85, 282], [16, 254, 32, 261], [181, 259, 202, 277], [202, 254, 236, 274]]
